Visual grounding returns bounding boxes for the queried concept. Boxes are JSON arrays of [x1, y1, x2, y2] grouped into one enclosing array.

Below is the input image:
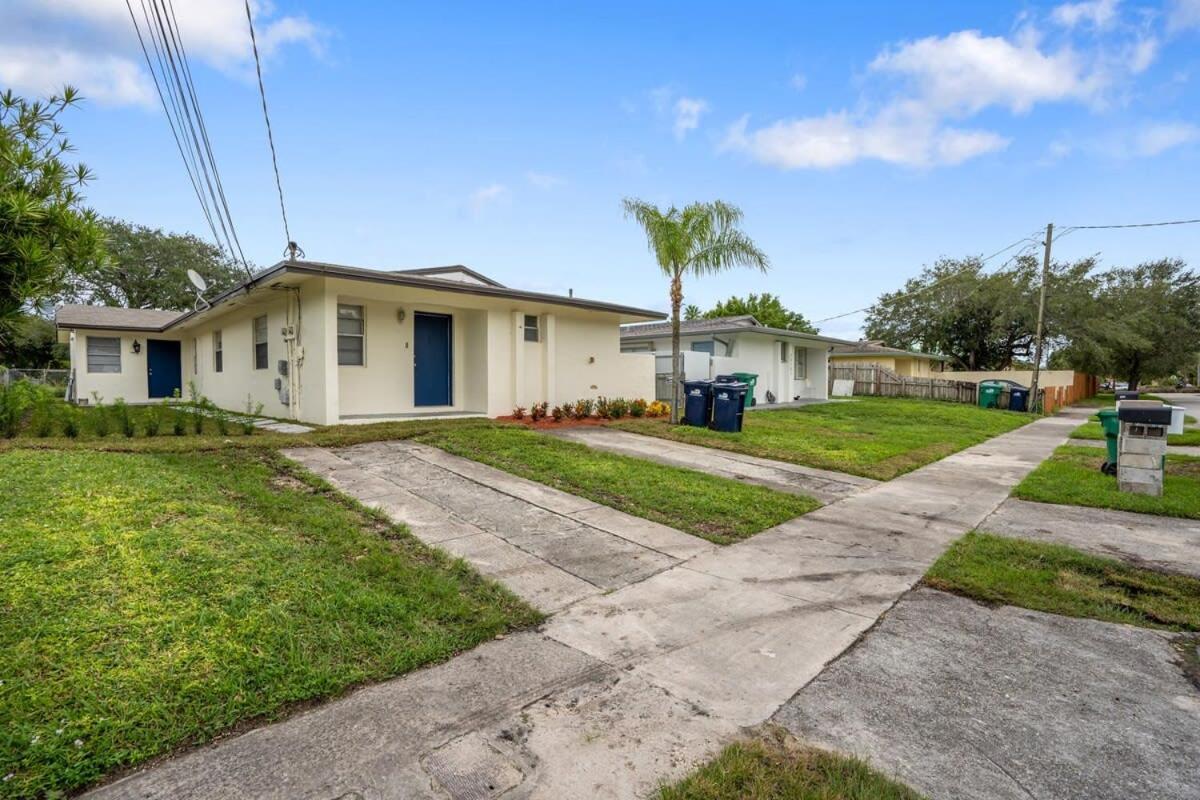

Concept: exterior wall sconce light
[[397, 309, 407, 323], [131, 340, 142, 354]]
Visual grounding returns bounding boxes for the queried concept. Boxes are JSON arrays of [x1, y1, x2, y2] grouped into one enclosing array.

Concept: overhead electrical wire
[[125, 0, 254, 281], [244, 0, 295, 258]]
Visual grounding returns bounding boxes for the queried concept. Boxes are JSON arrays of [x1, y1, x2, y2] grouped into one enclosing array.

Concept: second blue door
[[413, 313, 452, 406]]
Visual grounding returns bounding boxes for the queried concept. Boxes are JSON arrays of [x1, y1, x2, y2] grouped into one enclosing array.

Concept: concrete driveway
[[86, 413, 1078, 799], [776, 588, 1200, 800]]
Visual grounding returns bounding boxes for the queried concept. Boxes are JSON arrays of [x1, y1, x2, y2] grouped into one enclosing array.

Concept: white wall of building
[[63, 276, 658, 425], [630, 331, 829, 403]]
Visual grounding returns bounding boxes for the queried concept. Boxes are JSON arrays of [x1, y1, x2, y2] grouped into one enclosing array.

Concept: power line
[[244, 0, 295, 259], [125, 0, 254, 280], [1064, 218, 1200, 230], [811, 231, 1041, 325]]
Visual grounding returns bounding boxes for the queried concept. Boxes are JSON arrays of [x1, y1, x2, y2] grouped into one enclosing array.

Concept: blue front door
[[146, 339, 182, 398], [413, 313, 452, 406]]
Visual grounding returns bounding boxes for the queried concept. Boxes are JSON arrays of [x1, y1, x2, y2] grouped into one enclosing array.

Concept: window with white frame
[[193, 338, 199, 374], [337, 304, 365, 366], [690, 340, 715, 355], [793, 345, 807, 380], [86, 336, 121, 373], [213, 330, 223, 372], [253, 315, 268, 370], [523, 314, 539, 343]]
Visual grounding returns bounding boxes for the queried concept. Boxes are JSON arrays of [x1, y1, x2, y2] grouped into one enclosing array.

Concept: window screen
[[523, 314, 539, 343], [253, 315, 268, 370], [690, 340, 715, 355], [793, 346, 807, 379], [213, 330, 223, 373], [337, 304, 365, 366], [86, 336, 121, 373]]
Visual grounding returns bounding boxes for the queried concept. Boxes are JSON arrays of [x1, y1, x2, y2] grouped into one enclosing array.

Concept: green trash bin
[[731, 372, 758, 408], [978, 380, 1003, 409], [1097, 408, 1120, 476]]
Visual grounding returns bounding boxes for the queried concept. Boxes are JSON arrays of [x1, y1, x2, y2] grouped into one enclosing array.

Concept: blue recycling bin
[[710, 381, 748, 432], [1008, 386, 1029, 412], [682, 379, 714, 427]]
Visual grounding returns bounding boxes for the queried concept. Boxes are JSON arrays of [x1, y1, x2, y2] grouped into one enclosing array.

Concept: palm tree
[[622, 199, 769, 423]]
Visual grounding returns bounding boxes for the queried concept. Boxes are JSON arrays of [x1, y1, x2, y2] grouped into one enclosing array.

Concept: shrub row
[[511, 397, 669, 423]]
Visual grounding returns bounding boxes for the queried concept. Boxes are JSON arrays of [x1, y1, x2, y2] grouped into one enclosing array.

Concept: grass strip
[[926, 532, 1200, 631]]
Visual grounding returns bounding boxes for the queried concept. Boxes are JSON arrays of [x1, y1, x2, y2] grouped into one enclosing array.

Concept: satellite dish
[[187, 269, 211, 311], [187, 269, 208, 293]]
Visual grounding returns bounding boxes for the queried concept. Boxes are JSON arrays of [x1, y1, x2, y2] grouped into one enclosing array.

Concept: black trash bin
[[710, 381, 748, 432], [1008, 386, 1030, 412], [681, 379, 714, 427]]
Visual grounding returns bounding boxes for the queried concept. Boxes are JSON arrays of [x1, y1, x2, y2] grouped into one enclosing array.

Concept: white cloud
[[1167, 0, 1200, 32], [1134, 121, 1199, 155], [525, 171, 565, 189], [468, 183, 508, 213], [722, 109, 1008, 169], [724, 13, 1166, 171], [672, 96, 710, 139], [0, 0, 326, 107], [1052, 0, 1120, 29], [868, 29, 1103, 114]]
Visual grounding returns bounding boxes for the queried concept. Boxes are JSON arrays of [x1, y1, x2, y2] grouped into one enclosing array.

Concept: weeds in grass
[[89, 393, 111, 437], [0, 381, 34, 438], [30, 388, 56, 437], [113, 398, 135, 438], [242, 396, 263, 435], [61, 406, 80, 438]]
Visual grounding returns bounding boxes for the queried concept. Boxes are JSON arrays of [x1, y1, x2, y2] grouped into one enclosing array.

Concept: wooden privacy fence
[[828, 365, 981, 404]]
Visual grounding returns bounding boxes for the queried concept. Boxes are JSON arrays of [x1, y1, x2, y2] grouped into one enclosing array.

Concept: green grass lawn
[[412, 424, 818, 544], [658, 727, 922, 800], [1071, 392, 1164, 408], [613, 398, 1033, 481], [926, 532, 1200, 631], [1014, 445, 1200, 518], [0, 449, 538, 798]]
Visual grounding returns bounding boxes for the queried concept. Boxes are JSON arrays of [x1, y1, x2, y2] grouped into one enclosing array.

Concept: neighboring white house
[[56, 262, 661, 425], [620, 315, 851, 404]]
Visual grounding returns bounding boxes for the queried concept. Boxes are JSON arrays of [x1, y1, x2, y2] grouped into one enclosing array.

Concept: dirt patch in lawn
[[496, 414, 667, 430]]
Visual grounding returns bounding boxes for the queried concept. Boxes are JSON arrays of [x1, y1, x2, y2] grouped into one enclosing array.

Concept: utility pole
[[1029, 222, 1052, 412]]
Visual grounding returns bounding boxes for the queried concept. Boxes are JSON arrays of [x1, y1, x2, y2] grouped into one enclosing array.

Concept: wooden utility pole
[[1029, 222, 1052, 412]]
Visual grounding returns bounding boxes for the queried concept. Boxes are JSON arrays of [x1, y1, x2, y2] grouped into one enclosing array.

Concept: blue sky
[[3, 0, 1199, 338]]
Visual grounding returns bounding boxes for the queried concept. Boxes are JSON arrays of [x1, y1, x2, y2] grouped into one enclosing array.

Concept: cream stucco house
[[56, 262, 661, 425], [620, 315, 850, 404], [829, 340, 947, 378]]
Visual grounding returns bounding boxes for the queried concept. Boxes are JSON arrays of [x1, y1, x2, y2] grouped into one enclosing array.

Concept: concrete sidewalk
[[984, 497, 1200, 578], [545, 426, 876, 503], [86, 413, 1075, 800]]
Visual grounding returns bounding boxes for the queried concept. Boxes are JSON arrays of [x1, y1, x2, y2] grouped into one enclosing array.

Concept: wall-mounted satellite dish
[[187, 269, 211, 310]]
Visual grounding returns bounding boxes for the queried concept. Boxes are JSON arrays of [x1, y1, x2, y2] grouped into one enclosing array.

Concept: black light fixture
[[131, 340, 142, 355]]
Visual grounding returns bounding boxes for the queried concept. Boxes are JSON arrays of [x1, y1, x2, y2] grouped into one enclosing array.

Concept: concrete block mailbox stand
[[1116, 401, 1172, 497]]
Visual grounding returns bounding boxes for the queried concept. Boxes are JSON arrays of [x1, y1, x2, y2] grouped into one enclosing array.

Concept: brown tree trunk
[[670, 270, 683, 424]]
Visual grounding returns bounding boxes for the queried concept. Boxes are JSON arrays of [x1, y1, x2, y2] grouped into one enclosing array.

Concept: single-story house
[[829, 340, 947, 378], [56, 261, 662, 425], [619, 315, 852, 404]]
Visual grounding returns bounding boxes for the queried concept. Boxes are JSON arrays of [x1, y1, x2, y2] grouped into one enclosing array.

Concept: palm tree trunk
[[670, 270, 683, 424]]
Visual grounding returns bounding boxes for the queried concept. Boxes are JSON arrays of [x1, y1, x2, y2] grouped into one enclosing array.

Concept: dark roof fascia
[[166, 261, 665, 330], [622, 322, 853, 347]]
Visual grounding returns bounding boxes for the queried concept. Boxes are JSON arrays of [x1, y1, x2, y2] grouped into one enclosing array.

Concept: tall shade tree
[[703, 292, 817, 333], [65, 218, 246, 310], [622, 198, 769, 422], [0, 87, 104, 351]]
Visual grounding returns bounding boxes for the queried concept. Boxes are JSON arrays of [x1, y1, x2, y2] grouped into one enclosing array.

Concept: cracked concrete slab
[[983, 497, 1200, 578], [84, 633, 604, 800], [95, 413, 1076, 799], [285, 441, 682, 610], [544, 426, 875, 503], [775, 589, 1200, 800]]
